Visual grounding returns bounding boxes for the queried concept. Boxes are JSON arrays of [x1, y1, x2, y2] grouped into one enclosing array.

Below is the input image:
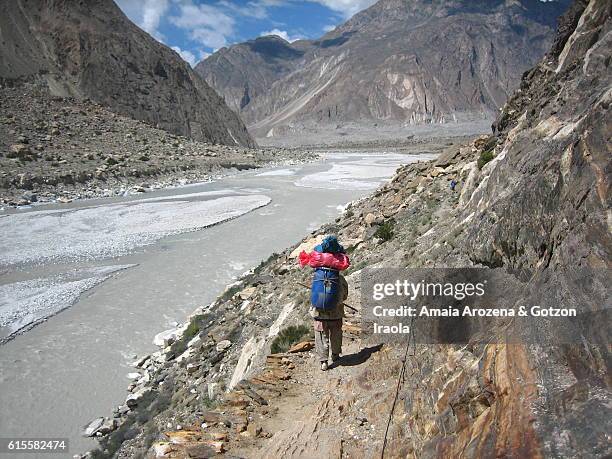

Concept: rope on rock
[[380, 316, 415, 459]]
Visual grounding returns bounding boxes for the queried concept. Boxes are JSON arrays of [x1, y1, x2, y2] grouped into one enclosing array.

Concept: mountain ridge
[[0, 0, 254, 147], [197, 0, 571, 141]]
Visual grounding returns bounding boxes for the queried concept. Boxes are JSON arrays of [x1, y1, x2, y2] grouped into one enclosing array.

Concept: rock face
[[197, 0, 570, 139], [371, 0, 612, 456], [198, 35, 309, 119], [0, 0, 254, 147]]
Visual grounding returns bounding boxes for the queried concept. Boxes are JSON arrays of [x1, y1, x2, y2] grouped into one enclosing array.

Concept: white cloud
[[217, 0, 374, 21], [169, 1, 235, 49], [115, 0, 170, 41], [311, 0, 376, 18], [323, 24, 337, 33], [260, 28, 302, 43], [142, 0, 169, 37], [190, 27, 231, 49], [218, 0, 285, 19], [171, 45, 197, 66], [116, 0, 374, 68]]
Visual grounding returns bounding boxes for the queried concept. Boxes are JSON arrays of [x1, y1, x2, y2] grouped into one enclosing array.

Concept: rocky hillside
[[0, 0, 254, 147], [0, 83, 314, 207], [84, 0, 609, 457], [198, 35, 310, 118], [197, 0, 570, 140]]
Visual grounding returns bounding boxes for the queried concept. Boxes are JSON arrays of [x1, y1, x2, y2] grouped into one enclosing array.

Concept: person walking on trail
[[311, 272, 348, 371], [298, 235, 350, 371]]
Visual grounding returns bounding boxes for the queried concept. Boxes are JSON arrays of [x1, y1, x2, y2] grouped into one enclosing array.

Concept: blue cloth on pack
[[314, 235, 345, 254]]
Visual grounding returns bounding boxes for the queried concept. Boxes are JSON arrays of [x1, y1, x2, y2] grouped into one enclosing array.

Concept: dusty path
[[151, 314, 407, 459], [146, 267, 414, 459], [228, 320, 404, 459]]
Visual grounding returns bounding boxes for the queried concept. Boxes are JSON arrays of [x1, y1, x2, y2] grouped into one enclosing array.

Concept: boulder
[[200, 411, 221, 424], [21, 191, 37, 203], [153, 327, 182, 347], [176, 348, 193, 363], [434, 148, 461, 168], [97, 418, 117, 435], [288, 340, 314, 353], [184, 442, 219, 457], [216, 340, 232, 352], [412, 162, 430, 172], [126, 386, 152, 408], [151, 442, 173, 458], [187, 335, 202, 348], [364, 213, 383, 226], [132, 355, 150, 368], [246, 423, 263, 437], [238, 286, 256, 300], [83, 417, 105, 437], [164, 429, 200, 445], [7, 143, 33, 160], [343, 238, 364, 250], [186, 363, 200, 374]]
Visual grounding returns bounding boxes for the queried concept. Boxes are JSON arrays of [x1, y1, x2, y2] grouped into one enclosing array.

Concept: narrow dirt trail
[[229, 325, 403, 459], [152, 285, 410, 459]]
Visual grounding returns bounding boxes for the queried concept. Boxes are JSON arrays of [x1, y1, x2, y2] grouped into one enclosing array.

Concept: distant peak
[[254, 35, 289, 43]]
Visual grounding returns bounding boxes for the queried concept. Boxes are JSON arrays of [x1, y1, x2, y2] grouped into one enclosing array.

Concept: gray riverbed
[[0, 151, 435, 455]]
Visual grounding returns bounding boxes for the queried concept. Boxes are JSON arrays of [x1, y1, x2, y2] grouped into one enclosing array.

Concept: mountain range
[[0, 0, 254, 147], [197, 0, 571, 140]]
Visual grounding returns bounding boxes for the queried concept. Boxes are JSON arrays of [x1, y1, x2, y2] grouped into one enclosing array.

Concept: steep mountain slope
[[87, 1, 609, 457], [0, 0, 254, 147], [197, 0, 570, 139], [197, 35, 312, 116]]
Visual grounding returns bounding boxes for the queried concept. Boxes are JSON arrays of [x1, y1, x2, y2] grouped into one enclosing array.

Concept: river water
[[0, 151, 434, 455]]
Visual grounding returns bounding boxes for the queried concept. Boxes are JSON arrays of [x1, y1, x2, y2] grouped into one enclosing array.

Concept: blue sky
[[115, 0, 377, 66]]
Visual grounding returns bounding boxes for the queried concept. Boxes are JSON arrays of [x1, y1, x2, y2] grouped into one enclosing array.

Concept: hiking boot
[[320, 361, 329, 371], [331, 353, 341, 362]]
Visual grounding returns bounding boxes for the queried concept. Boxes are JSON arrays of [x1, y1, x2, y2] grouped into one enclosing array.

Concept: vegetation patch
[[347, 260, 367, 274], [254, 252, 279, 274], [168, 314, 209, 357], [477, 150, 495, 169], [270, 325, 312, 354], [183, 321, 200, 341], [200, 394, 217, 409], [374, 220, 395, 242], [424, 196, 438, 210], [220, 284, 242, 301]]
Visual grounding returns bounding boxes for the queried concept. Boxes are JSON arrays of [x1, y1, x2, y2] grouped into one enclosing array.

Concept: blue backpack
[[311, 268, 340, 310]]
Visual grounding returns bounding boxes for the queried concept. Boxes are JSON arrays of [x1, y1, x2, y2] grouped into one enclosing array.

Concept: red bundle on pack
[[298, 251, 350, 271]]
